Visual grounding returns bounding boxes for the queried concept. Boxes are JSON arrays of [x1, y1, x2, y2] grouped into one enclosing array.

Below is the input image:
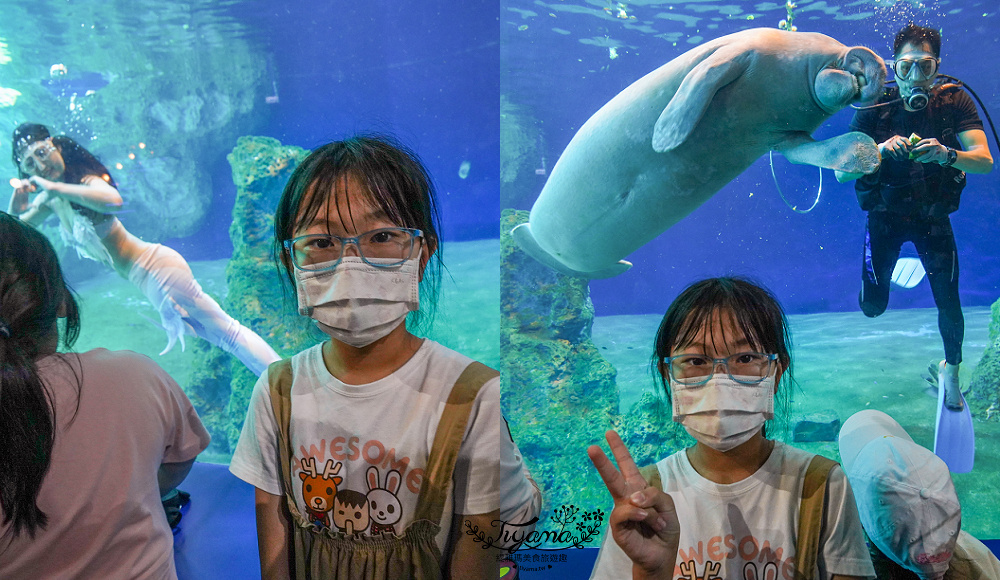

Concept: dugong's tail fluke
[[511, 223, 632, 279]]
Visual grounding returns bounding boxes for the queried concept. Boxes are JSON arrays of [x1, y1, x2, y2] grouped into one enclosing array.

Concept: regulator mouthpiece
[[906, 86, 929, 111]]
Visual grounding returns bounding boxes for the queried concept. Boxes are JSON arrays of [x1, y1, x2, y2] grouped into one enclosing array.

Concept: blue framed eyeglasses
[[664, 352, 778, 386], [284, 227, 422, 271]]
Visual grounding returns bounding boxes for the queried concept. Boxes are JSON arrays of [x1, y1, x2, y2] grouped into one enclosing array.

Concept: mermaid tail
[[129, 244, 279, 375], [136, 293, 190, 356]]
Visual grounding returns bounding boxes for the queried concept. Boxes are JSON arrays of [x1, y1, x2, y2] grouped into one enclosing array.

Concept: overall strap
[[795, 454, 838, 580], [638, 464, 662, 489], [412, 362, 499, 524], [266, 359, 297, 507]]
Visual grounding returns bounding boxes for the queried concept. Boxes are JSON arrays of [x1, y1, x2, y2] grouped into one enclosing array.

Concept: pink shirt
[[0, 349, 210, 579]]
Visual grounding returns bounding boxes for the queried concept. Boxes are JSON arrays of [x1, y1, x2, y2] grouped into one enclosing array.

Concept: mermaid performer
[[7, 123, 280, 376]]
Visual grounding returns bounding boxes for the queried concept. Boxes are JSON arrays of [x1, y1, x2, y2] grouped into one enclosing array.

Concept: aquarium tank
[[1, 0, 998, 574], [501, 0, 1000, 551]]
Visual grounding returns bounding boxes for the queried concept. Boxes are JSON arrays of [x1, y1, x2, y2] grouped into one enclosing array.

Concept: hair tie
[[0, 318, 10, 338]]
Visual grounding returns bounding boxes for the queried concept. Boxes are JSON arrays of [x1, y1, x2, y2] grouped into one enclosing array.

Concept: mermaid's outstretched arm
[[26, 174, 123, 213], [8, 179, 54, 226]]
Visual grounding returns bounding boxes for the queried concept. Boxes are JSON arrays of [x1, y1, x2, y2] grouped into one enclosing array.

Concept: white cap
[[838, 410, 960, 580]]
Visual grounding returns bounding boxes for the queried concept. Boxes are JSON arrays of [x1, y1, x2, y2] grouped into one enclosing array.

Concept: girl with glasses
[[7, 123, 280, 376], [229, 135, 539, 579], [588, 277, 874, 580]]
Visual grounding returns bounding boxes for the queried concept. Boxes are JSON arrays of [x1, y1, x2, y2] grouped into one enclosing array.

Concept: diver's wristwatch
[[941, 147, 958, 167]]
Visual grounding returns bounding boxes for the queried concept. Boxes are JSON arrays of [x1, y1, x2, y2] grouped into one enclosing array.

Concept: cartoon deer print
[[366, 465, 403, 535], [298, 457, 343, 529], [678, 559, 722, 580]]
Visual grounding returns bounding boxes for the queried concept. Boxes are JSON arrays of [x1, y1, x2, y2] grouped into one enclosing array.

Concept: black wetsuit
[[850, 86, 983, 366]]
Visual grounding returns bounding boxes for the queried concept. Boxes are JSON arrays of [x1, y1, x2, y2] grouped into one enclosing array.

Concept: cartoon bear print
[[299, 457, 343, 529], [366, 465, 403, 536], [333, 489, 370, 535]]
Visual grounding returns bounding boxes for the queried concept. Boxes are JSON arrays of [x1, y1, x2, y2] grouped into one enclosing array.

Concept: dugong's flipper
[[779, 131, 880, 174], [652, 48, 750, 153], [511, 223, 632, 279]]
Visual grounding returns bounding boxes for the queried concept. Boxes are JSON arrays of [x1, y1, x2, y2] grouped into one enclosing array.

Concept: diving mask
[[892, 56, 939, 81]]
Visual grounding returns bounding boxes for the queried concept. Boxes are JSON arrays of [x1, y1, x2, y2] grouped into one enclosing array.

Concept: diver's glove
[[878, 135, 912, 160]]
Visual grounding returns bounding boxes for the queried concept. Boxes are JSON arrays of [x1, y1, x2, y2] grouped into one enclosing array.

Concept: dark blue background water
[[166, 0, 1000, 320], [166, 0, 501, 259]]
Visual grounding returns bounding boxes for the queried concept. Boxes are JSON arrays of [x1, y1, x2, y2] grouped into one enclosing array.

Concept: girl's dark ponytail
[[0, 212, 81, 538]]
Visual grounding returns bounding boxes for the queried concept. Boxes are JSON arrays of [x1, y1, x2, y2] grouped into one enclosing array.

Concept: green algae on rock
[[970, 297, 1000, 422], [501, 208, 682, 546], [186, 136, 316, 455]]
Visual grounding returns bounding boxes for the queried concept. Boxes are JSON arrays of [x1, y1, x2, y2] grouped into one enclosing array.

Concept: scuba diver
[[835, 24, 994, 417]]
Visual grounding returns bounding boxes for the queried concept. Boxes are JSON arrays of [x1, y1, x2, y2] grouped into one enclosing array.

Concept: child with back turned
[[229, 135, 540, 579], [0, 213, 210, 579], [587, 277, 875, 580]]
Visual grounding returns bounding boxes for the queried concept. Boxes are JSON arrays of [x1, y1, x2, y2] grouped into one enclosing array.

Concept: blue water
[[238, 0, 502, 242], [501, 0, 1000, 316]]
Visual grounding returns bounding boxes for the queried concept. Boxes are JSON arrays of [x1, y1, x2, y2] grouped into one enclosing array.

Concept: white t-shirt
[[590, 442, 876, 580], [230, 339, 539, 554]]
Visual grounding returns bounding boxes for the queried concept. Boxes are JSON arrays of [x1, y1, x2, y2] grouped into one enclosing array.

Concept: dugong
[[512, 28, 885, 278]]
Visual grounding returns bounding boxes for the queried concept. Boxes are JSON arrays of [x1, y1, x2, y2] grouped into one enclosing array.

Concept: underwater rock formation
[[502, 209, 684, 544], [501, 209, 616, 542], [500, 96, 544, 209], [970, 297, 1000, 421], [94, 66, 264, 241], [613, 392, 689, 469], [186, 136, 316, 454]]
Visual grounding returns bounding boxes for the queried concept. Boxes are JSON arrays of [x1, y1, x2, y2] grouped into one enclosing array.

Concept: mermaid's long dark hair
[[12, 123, 119, 229], [13, 123, 116, 186], [0, 213, 81, 538]]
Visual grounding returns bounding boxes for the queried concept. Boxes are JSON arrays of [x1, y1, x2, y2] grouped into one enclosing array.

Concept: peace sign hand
[[587, 430, 680, 580]]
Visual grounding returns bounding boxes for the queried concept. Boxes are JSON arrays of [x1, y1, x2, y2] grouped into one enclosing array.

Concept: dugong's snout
[[815, 47, 886, 112], [844, 46, 886, 104]]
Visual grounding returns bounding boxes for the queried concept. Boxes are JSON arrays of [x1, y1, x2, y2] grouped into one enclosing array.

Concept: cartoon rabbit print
[[366, 465, 403, 535]]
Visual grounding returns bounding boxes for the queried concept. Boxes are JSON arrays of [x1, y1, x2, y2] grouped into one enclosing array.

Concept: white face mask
[[671, 373, 775, 452], [293, 254, 420, 348]]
